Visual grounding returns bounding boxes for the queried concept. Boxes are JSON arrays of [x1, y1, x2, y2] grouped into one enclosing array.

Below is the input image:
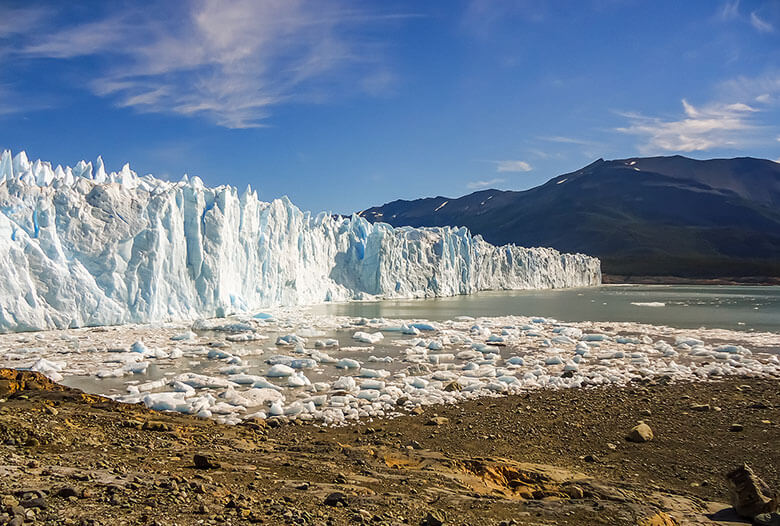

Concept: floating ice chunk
[[207, 349, 233, 359], [314, 339, 339, 348], [130, 341, 148, 353], [288, 372, 311, 387], [267, 364, 295, 377], [360, 379, 385, 390], [276, 334, 306, 346], [411, 323, 436, 332], [359, 368, 387, 378], [357, 390, 380, 400], [582, 334, 609, 342], [251, 377, 283, 391], [675, 336, 704, 347], [427, 340, 443, 351], [171, 331, 197, 341], [472, 343, 500, 354], [401, 325, 420, 336], [228, 374, 265, 385], [309, 350, 337, 363], [142, 392, 189, 413], [368, 355, 393, 363], [269, 401, 284, 416], [544, 356, 563, 365], [175, 373, 238, 389], [27, 358, 66, 381], [506, 356, 525, 366], [336, 358, 361, 369], [290, 358, 317, 369], [353, 331, 384, 344], [332, 376, 357, 391]]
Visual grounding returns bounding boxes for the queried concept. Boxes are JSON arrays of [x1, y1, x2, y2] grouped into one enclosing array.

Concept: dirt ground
[[0, 369, 778, 526]]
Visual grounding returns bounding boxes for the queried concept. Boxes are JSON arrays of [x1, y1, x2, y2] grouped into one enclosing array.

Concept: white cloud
[[750, 11, 774, 33], [719, 0, 740, 21], [0, 6, 48, 39], [616, 98, 773, 153], [11, 1, 405, 129], [494, 160, 532, 172], [467, 178, 505, 189], [538, 135, 596, 146]]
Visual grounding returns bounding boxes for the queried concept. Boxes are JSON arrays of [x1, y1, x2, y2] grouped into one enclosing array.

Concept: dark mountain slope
[[359, 156, 780, 277]]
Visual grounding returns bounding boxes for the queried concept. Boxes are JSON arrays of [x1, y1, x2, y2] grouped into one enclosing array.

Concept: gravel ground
[[0, 369, 778, 526]]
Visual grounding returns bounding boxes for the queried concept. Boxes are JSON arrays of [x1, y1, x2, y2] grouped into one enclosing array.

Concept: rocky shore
[[0, 369, 778, 526]]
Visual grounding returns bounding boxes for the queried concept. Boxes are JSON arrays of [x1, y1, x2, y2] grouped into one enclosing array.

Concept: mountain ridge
[[359, 155, 780, 278]]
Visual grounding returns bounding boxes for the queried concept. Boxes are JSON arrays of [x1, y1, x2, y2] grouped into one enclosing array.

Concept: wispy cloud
[[616, 98, 769, 153], [719, 0, 740, 21], [717, 0, 775, 33], [538, 135, 597, 146], [494, 160, 532, 172], [0, 6, 48, 39], [8, 1, 407, 128], [750, 11, 774, 33], [467, 178, 505, 189]]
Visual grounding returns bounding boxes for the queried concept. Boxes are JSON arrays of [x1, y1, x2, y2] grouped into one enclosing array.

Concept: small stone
[[639, 409, 652, 416], [56, 487, 80, 499], [626, 422, 654, 443], [443, 381, 461, 392], [730, 424, 744, 432], [690, 403, 710, 412], [323, 492, 348, 507], [142, 421, 172, 432], [421, 510, 446, 526], [410, 406, 424, 416], [584, 454, 598, 463], [754, 512, 780, 526], [193, 454, 220, 469], [20, 496, 47, 509], [425, 416, 449, 426]]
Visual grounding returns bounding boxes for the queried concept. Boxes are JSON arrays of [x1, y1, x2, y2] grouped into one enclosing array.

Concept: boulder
[[726, 464, 777, 519], [626, 422, 654, 443]]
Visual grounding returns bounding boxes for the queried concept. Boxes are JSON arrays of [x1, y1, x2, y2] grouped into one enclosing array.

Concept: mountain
[[359, 156, 780, 278]]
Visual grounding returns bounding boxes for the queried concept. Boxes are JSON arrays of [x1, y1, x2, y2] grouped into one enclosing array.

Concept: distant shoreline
[[602, 274, 780, 286]]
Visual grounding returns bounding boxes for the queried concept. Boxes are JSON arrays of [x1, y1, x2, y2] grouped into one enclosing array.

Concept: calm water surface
[[312, 285, 780, 333]]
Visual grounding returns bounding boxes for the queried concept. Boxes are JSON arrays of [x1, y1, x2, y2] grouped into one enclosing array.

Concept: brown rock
[[425, 416, 449, 426], [726, 464, 778, 518], [193, 454, 221, 470], [626, 422, 654, 442]]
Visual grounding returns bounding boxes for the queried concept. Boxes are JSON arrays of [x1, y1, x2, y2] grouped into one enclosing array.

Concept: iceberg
[[0, 150, 601, 332]]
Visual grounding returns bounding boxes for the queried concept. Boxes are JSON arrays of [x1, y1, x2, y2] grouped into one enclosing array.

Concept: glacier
[[0, 150, 601, 333]]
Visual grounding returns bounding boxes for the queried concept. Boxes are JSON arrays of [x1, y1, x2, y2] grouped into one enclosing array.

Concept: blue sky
[[1, 0, 779, 213]]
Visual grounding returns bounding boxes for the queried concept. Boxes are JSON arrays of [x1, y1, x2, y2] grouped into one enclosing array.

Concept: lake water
[[312, 285, 780, 333]]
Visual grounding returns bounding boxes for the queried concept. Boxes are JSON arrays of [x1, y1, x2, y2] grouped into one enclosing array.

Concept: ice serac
[[0, 150, 601, 332]]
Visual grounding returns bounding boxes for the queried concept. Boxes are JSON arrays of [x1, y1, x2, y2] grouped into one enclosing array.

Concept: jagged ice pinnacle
[[0, 150, 601, 332]]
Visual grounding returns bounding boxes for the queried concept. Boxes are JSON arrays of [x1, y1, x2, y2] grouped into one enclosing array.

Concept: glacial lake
[[313, 285, 780, 334]]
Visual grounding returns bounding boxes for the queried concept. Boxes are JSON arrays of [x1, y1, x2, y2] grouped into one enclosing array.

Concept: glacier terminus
[[0, 151, 601, 332]]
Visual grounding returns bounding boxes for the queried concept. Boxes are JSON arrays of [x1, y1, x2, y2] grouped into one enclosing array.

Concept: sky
[[1, 0, 779, 214]]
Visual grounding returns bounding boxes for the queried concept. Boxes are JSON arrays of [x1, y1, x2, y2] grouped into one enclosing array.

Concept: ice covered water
[[1, 308, 777, 426], [0, 150, 600, 333]]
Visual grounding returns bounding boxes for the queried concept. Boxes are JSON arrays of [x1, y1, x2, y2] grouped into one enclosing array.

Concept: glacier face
[[0, 150, 601, 332]]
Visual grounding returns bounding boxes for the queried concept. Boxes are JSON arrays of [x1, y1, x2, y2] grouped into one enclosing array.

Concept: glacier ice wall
[[0, 150, 601, 332]]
